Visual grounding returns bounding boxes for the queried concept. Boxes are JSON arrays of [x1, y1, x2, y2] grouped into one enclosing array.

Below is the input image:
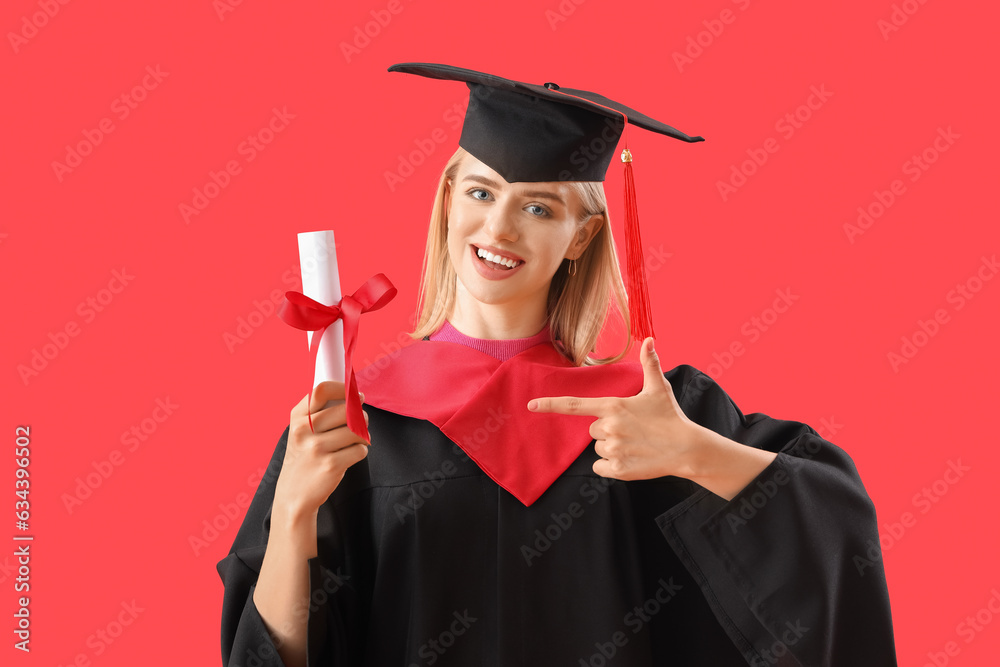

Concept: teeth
[[477, 247, 520, 268]]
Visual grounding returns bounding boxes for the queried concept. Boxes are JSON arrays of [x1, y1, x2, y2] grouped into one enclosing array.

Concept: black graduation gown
[[216, 352, 897, 666]]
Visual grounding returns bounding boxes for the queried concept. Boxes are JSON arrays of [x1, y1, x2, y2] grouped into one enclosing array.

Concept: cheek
[[447, 211, 481, 254], [446, 220, 464, 253], [445, 223, 467, 266], [542, 231, 573, 262], [446, 209, 467, 237]]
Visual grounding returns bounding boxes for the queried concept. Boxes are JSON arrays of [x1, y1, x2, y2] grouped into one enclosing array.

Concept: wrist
[[273, 482, 319, 519], [682, 423, 778, 501], [682, 421, 723, 483], [271, 497, 319, 534]]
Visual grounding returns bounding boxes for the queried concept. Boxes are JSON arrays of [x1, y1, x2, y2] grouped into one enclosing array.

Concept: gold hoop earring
[[569, 258, 577, 276]]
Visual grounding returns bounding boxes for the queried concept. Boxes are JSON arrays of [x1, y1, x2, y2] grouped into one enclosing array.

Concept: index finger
[[527, 396, 609, 416]]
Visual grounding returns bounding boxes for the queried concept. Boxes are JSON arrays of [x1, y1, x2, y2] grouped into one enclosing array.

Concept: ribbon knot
[[278, 273, 396, 441]]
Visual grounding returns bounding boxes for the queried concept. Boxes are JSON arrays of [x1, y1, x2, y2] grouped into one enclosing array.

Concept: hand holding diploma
[[277, 230, 396, 445], [275, 380, 371, 518]]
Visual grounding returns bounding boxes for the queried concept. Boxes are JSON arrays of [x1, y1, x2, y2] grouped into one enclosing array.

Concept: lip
[[470, 244, 525, 280]]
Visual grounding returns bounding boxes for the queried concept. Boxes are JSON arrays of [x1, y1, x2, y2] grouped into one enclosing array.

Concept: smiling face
[[443, 152, 602, 326]]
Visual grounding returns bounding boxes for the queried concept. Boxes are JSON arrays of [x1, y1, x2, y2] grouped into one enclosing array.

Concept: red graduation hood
[[356, 339, 643, 506]]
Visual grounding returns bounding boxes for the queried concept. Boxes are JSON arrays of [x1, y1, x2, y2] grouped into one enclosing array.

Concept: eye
[[526, 204, 551, 218], [467, 188, 491, 201]]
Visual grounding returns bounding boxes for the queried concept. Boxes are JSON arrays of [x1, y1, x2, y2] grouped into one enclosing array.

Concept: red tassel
[[622, 148, 655, 343]]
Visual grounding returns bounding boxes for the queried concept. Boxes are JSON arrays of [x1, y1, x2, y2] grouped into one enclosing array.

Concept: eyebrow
[[461, 174, 566, 206]]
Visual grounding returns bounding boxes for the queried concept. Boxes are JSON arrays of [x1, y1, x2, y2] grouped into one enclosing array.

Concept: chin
[[457, 277, 500, 302], [455, 273, 517, 305]]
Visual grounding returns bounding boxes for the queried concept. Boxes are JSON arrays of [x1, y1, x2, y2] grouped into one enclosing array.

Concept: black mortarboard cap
[[387, 61, 705, 345], [386, 62, 704, 183]]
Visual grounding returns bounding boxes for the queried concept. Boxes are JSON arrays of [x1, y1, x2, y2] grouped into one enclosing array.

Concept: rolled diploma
[[298, 230, 344, 411]]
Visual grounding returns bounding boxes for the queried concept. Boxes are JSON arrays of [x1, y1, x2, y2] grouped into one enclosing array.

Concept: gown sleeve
[[215, 425, 371, 667], [656, 365, 898, 667]]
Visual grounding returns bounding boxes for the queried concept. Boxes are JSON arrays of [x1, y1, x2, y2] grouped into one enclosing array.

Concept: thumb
[[640, 337, 668, 394]]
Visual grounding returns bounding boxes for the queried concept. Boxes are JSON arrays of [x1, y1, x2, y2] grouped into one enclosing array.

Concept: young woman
[[217, 63, 897, 667]]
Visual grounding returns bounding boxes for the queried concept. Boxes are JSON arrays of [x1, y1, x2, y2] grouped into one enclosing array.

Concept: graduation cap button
[[543, 82, 559, 90]]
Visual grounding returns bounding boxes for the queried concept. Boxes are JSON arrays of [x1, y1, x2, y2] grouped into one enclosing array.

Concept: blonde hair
[[408, 146, 635, 366]]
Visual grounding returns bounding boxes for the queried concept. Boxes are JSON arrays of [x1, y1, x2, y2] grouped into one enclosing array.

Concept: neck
[[449, 291, 549, 340]]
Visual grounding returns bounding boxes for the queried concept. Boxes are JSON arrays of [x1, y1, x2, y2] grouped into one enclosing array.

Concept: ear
[[568, 213, 604, 260]]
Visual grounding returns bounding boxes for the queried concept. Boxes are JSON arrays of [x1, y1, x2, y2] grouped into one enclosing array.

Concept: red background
[[3, 0, 998, 664]]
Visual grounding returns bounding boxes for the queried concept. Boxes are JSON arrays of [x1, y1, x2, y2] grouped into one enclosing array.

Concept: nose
[[482, 198, 519, 241]]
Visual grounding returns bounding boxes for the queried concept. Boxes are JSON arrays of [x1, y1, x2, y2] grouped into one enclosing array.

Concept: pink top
[[429, 320, 553, 362]]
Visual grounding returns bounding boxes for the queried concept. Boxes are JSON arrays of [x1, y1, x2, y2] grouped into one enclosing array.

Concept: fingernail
[[527, 400, 538, 411], [359, 392, 365, 402]]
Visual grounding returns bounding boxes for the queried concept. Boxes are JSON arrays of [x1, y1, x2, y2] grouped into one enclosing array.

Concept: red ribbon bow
[[277, 273, 396, 442]]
